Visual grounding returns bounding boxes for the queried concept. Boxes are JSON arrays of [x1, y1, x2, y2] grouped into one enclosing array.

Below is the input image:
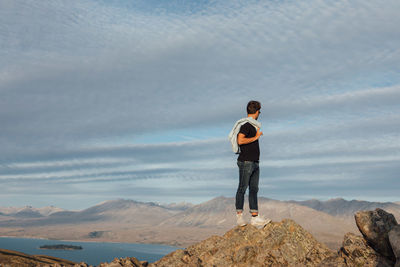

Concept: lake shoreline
[[0, 235, 182, 248]]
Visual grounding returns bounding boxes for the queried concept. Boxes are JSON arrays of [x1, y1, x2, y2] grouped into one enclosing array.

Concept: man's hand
[[256, 128, 263, 137], [237, 129, 262, 145]]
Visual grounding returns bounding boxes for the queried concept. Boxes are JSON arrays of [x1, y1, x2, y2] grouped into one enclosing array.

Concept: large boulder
[[355, 208, 397, 260], [149, 219, 337, 267], [389, 225, 400, 267]]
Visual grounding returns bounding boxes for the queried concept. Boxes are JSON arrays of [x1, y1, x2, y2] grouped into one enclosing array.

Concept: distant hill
[[13, 209, 44, 218], [0, 199, 183, 227], [287, 198, 400, 219], [162, 201, 194, 211], [0, 206, 64, 217]]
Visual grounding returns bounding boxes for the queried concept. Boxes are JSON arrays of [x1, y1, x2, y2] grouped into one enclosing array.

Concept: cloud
[[0, 0, 399, 208]]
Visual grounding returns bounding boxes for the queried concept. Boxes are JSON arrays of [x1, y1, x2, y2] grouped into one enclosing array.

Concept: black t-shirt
[[237, 122, 260, 162]]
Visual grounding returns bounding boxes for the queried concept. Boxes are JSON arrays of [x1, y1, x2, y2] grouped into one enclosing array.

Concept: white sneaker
[[236, 213, 247, 226], [250, 215, 271, 228]]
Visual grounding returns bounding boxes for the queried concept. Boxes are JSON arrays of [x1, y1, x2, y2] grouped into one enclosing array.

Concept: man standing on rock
[[228, 100, 271, 227]]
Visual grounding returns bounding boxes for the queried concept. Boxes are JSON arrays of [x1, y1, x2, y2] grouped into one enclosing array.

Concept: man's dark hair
[[247, 100, 261, 114]]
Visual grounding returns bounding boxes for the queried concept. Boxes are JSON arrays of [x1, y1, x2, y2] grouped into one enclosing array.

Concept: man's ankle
[[251, 212, 258, 217]]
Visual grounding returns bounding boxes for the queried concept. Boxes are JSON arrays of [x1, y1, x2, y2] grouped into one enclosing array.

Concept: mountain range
[[1, 196, 399, 250]]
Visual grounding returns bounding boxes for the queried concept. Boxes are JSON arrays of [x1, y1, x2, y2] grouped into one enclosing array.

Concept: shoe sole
[[251, 219, 272, 228]]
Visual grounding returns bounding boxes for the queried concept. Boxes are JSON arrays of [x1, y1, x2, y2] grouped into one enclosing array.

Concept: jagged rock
[[338, 232, 394, 267], [317, 255, 347, 267], [97, 256, 144, 267], [149, 219, 336, 266], [0, 248, 86, 267], [355, 208, 397, 260], [389, 225, 400, 267]]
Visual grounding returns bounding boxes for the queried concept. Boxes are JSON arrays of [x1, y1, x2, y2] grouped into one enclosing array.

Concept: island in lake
[[39, 244, 83, 250]]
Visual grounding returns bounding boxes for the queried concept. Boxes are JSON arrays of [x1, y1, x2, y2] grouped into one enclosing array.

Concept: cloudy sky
[[1, 0, 399, 210]]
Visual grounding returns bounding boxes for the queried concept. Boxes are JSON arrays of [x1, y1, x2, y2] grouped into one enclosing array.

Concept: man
[[232, 100, 271, 227]]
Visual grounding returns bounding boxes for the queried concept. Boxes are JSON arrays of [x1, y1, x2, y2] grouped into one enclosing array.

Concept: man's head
[[247, 100, 261, 120]]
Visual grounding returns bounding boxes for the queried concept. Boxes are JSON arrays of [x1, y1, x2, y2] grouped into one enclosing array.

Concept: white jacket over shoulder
[[228, 117, 261, 154]]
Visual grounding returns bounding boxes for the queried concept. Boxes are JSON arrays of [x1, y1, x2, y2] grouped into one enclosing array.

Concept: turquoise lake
[[0, 237, 181, 266]]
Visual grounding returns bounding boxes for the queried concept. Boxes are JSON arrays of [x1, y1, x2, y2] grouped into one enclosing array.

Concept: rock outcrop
[[150, 219, 337, 266], [98, 257, 148, 267], [355, 208, 398, 260], [338, 233, 393, 266]]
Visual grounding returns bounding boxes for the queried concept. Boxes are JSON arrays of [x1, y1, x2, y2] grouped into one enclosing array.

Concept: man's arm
[[237, 129, 262, 145]]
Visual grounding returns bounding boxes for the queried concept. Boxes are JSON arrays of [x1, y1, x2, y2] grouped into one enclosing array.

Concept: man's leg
[[248, 162, 271, 227], [235, 161, 252, 213], [248, 161, 259, 216]]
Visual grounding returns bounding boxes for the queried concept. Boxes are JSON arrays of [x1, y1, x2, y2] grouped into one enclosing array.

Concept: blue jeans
[[235, 160, 259, 213]]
